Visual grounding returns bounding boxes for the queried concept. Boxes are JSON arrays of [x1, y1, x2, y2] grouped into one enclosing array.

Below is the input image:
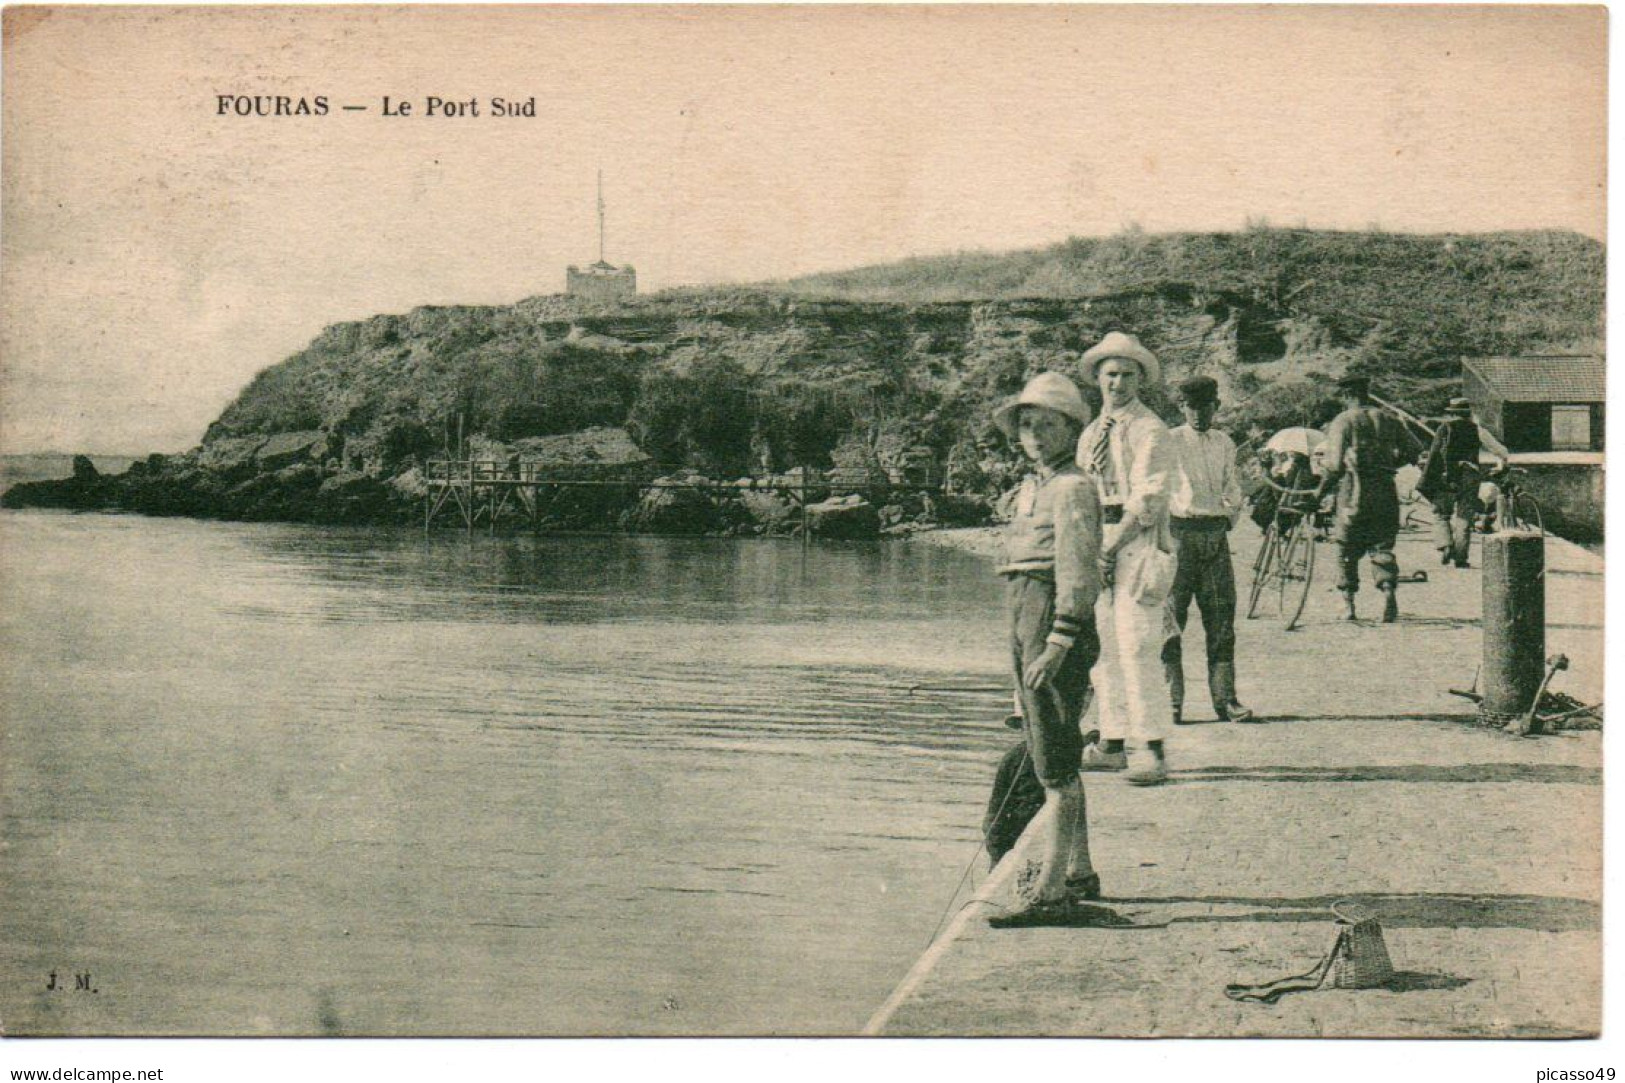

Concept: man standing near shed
[[1315, 375, 1424, 623], [1162, 376, 1254, 725], [1418, 397, 1484, 568]]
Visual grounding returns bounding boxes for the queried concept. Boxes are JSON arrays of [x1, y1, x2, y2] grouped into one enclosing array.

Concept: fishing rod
[[1370, 393, 1438, 440]]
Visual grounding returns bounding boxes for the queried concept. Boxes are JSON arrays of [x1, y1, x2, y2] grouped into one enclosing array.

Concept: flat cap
[[1177, 375, 1219, 405]]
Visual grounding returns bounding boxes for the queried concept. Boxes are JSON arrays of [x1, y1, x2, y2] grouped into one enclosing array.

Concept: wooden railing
[[422, 460, 942, 490]]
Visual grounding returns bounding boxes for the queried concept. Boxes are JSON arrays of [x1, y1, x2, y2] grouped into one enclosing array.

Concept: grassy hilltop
[[772, 227, 1602, 374], [4, 227, 1604, 528]]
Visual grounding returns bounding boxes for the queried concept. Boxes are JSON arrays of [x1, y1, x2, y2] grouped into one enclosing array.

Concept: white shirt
[[1168, 423, 1243, 525], [1076, 399, 1172, 538]]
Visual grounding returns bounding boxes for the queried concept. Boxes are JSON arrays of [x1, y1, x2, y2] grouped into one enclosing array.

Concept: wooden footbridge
[[422, 458, 946, 535]]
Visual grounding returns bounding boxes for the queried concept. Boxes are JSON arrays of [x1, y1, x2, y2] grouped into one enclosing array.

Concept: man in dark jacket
[[1418, 397, 1483, 568]]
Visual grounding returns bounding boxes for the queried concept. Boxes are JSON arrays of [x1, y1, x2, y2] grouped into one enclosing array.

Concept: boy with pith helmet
[[986, 371, 1103, 925]]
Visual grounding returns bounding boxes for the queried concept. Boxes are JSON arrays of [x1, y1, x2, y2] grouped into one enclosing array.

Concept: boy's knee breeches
[[1008, 575, 1094, 786]]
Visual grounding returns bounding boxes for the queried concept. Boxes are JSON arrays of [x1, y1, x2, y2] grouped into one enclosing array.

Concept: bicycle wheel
[[1284, 518, 1317, 631], [1510, 492, 1545, 535], [1247, 524, 1279, 619], [1273, 518, 1304, 622]]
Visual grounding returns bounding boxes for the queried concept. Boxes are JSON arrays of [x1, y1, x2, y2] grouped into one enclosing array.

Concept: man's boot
[[1340, 591, 1357, 621], [1212, 662, 1256, 722], [1163, 640, 1187, 724], [1380, 585, 1399, 623]]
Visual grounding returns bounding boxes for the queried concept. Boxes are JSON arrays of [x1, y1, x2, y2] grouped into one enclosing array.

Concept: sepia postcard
[[0, 3, 1608, 1067]]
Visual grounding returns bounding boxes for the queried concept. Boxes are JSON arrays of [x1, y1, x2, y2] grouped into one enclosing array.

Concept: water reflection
[[233, 526, 1004, 626], [1, 512, 1014, 1035]]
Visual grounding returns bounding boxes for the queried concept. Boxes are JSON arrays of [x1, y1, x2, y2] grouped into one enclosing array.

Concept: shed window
[[1551, 405, 1592, 450]]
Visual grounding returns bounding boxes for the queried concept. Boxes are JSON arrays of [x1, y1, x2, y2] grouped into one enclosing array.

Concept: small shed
[[1462, 355, 1605, 453]]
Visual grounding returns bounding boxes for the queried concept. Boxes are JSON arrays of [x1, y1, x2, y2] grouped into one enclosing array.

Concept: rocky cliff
[[5, 228, 1603, 533]]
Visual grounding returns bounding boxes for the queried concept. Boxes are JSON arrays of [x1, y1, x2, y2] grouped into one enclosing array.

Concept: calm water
[[0, 512, 1016, 1035]]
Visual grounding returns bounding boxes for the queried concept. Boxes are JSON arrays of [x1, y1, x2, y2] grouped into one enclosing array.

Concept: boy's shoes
[[1221, 702, 1259, 724], [1066, 872, 1102, 901], [1124, 747, 1168, 786], [1381, 588, 1399, 624], [1079, 743, 1127, 771], [1172, 706, 1189, 726], [1454, 559, 1470, 569], [1340, 593, 1358, 621], [988, 896, 1082, 929], [1439, 550, 1451, 566], [1014, 860, 1043, 904], [1017, 864, 1102, 904]]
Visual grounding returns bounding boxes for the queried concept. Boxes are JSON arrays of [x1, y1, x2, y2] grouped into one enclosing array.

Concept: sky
[[0, 4, 1607, 454]]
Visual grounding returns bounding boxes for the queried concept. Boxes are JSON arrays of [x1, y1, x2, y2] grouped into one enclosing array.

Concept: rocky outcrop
[[510, 427, 654, 480], [3, 229, 1600, 535], [740, 490, 796, 533], [803, 494, 880, 539], [255, 430, 327, 471], [624, 475, 729, 535]]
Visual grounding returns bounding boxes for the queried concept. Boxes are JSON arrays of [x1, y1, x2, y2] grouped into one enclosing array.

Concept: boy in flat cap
[[986, 371, 1103, 924], [1162, 376, 1255, 724], [1315, 375, 1424, 622]]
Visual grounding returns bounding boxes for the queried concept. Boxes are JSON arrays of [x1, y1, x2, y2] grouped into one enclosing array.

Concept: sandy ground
[[886, 512, 1603, 1036]]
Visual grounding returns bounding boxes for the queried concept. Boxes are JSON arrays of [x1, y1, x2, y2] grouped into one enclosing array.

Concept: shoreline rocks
[[2, 450, 993, 539]]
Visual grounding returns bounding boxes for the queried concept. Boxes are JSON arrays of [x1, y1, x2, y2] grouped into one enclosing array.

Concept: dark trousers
[[1430, 472, 1481, 564], [1333, 473, 1400, 595], [1160, 517, 1239, 713], [1007, 575, 1095, 787], [1336, 544, 1399, 594]]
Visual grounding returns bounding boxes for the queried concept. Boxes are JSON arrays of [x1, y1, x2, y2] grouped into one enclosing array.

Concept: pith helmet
[[1080, 332, 1161, 386], [993, 371, 1092, 440]]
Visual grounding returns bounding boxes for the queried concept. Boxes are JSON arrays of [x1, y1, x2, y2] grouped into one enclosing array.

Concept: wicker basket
[[1327, 902, 1395, 989]]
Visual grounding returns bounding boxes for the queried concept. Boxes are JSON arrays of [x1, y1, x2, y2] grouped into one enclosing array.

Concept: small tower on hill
[[566, 171, 636, 300]]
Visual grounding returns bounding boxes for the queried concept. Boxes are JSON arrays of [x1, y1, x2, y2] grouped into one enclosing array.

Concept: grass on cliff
[[764, 227, 1603, 372]]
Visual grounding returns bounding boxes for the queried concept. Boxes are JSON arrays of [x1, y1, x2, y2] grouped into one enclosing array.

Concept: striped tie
[[1089, 416, 1116, 476]]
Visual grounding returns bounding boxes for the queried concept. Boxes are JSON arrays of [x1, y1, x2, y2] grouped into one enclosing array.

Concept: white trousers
[[1092, 532, 1176, 745]]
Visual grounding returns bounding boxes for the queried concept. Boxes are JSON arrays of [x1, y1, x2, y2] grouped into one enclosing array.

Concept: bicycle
[[1477, 464, 1545, 535], [1246, 475, 1327, 631]]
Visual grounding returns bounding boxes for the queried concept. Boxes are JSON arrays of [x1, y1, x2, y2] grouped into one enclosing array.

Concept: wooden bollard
[[1481, 531, 1545, 723]]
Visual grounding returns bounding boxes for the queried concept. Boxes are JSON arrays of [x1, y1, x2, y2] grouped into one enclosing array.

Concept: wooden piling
[[1481, 531, 1544, 720]]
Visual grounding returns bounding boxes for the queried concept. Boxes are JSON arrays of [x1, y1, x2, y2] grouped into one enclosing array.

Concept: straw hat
[[1446, 397, 1473, 416], [992, 371, 1091, 440], [1080, 332, 1161, 386]]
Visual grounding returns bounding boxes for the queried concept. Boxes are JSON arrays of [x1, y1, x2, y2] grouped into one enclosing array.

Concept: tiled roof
[[1463, 355, 1605, 403]]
